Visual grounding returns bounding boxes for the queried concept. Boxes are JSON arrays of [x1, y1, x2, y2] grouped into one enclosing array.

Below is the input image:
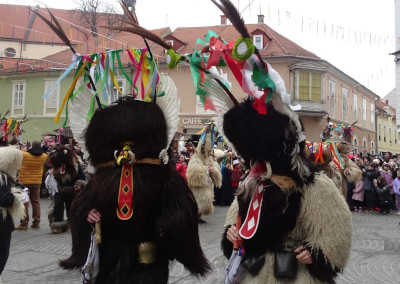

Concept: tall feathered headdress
[[203, 0, 309, 182], [33, 2, 180, 168]]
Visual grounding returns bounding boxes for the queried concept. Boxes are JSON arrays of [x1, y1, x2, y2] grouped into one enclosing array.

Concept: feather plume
[[29, 7, 75, 53], [199, 67, 234, 147], [68, 80, 91, 164], [107, 24, 172, 50], [211, 0, 250, 38], [119, 0, 138, 24], [156, 74, 180, 146]]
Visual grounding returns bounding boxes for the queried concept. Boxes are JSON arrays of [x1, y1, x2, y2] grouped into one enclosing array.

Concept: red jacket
[[176, 161, 187, 180]]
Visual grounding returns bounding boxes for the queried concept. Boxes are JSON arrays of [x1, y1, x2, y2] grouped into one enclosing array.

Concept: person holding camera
[[362, 162, 380, 213], [373, 177, 392, 214]]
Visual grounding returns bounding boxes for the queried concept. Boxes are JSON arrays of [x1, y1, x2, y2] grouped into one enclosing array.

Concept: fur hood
[[223, 98, 317, 187], [0, 146, 23, 181]]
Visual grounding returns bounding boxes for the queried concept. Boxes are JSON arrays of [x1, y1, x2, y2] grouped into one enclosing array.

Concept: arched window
[[353, 138, 358, 154], [370, 141, 375, 155]]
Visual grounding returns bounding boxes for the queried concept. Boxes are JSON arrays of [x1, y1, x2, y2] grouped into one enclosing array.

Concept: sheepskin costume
[[0, 146, 25, 224], [187, 127, 222, 216], [221, 97, 353, 283], [337, 143, 362, 197], [317, 122, 362, 197], [190, 2, 353, 282], [309, 148, 343, 193], [60, 96, 210, 283]]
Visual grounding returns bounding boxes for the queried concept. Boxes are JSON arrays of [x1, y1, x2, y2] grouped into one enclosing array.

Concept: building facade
[[0, 5, 380, 153], [376, 99, 400, 155]]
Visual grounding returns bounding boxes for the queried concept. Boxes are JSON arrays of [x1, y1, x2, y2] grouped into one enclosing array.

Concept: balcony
[[292, 99, 327, 117]]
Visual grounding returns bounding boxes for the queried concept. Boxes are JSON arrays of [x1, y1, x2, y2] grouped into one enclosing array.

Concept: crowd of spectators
[[348, 151, 400, 215]]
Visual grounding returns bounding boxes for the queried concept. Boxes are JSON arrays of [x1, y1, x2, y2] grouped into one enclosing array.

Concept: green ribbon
[[116, 50, 133, 87], [252, 63, 276, 103]]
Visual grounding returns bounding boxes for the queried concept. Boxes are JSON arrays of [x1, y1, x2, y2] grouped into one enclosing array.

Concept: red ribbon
[[314, 142, 324, 163]]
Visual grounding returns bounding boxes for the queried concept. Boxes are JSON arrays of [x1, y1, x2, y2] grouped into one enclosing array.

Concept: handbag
[[225, 216, 244, 284], [82, 223, 101, 284], [274, 250, 298, 280]]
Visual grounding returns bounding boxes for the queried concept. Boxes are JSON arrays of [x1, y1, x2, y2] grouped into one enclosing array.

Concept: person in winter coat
[[362, 162, 381, 212], [16, 141, 48, 230], [373, 176, 392, 214], [352, 179, 364, 212], [0, 147, 26, 281], [380, 162, 394, 198], [392, 169, 400, 211], [176, 154, 187, 180]]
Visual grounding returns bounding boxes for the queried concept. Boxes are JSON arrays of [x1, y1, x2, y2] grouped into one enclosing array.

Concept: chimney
[[258, 14, 265, 24], [386, 100, 389, 105], [221, 15, 227, 25]]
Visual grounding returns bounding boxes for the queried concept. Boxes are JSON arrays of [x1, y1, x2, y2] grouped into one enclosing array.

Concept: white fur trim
[[0, 147, 23, 181]]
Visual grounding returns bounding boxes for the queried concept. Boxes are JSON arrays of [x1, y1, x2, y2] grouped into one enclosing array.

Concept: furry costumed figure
[[48, 145, 86, 234], [0, 147, 26, 277], [318, 121, 362, 197], [187, 123, 222, 219], [337, 142, 362, 198], [180, 1, 353, 283], [221, 99, 353, 284], [59, 95, 210, 283], [309, 146, 343, 192], [31, 4, 210, 282], [0, 147, 26, 224]]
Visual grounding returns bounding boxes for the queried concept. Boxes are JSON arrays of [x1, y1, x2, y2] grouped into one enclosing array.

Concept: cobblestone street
[[2, 197, 400, 283]]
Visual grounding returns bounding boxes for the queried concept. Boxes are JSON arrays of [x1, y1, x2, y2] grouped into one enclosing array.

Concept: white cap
[[233, 160, 239, 165]]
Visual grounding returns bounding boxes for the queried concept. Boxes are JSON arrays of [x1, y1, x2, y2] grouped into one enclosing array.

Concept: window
[[384, 126, 386, 142], [389, 127, 392, 143], [110, 79, 125, 103], [342, 87, 348, 118], [12, 81, 25, 115], [311, 73, 321, 101], [328, 80, 335, 115], [253, 35, 263, 49], [362, 98, 367, 121], [378, 124, 381, 141], [43, 79, 59, 115], [370, 102, 374, 124], [353, 93, 357, 119], [370, 141, 375, 155], [353, 138, 358, 154], [298, 71, 322, 101]]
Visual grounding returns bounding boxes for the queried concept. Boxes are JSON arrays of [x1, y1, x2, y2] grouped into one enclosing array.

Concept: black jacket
[[373, 185, 392, 204], [0, 173, 15, 233], [362, 170, 380, 191]]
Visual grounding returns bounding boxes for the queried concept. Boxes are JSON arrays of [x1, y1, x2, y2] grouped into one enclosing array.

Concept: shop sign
[[182, 117, 212, 125]]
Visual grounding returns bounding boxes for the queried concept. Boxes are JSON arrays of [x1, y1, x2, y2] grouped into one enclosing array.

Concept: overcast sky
[[0, 0, 396, 97]]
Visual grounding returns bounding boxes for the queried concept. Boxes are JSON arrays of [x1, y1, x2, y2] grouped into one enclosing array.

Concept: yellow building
[[376, 100, 400, 156]]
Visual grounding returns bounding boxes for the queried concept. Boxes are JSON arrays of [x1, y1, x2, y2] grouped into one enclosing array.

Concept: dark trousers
[[364, 190, 374, 209], [0, 232, 11, 275], [20, 184, 41, 226], [352, 200, 363, 208], [53, 192, 75, 222]]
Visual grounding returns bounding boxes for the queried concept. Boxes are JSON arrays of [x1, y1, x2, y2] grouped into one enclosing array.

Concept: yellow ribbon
[[55, 59, 90, 123], [109, 67, 123, 96]]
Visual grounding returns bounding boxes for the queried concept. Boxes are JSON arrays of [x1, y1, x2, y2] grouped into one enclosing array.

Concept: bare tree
[[74, 0, 124, 39]]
